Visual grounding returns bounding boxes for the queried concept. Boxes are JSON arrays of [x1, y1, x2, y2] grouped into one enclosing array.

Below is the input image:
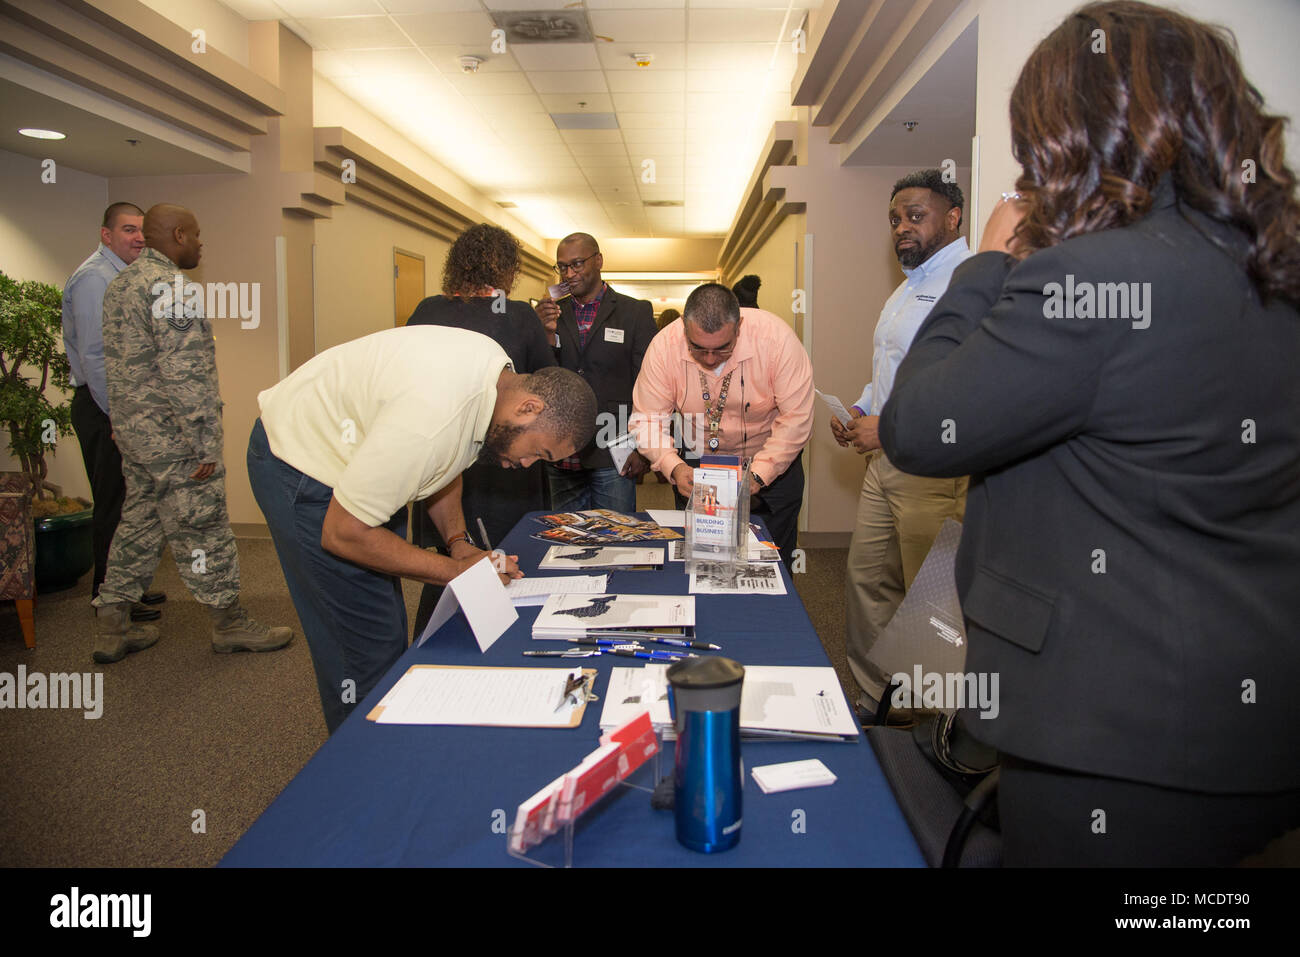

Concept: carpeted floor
[[0, 482, 859, 867]]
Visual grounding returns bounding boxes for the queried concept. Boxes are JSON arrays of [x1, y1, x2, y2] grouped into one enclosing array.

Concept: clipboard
[[365, 665, 598, 728]]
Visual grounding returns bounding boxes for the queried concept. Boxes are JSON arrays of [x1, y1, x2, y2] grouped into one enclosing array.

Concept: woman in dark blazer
[[405, 224, 556, 637], [880, 1, 1300, 865]]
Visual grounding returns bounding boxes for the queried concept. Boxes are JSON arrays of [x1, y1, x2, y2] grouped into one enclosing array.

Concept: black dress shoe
[[139, 591, 167, 605], [130, 603, 162, 622]]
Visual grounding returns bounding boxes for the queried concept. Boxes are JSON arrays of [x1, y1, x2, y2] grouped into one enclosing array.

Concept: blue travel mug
[[667, 656, 745, 853]]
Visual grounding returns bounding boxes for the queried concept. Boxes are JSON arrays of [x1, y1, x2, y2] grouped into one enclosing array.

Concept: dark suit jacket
[[879, 177, 1300, 793], [554, 284, 657, 470]]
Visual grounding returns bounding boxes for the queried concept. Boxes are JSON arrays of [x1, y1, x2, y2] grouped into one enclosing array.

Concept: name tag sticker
[[604, 327, 625, 344]]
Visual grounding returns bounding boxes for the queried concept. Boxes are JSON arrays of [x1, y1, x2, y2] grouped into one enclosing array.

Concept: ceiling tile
[[688, 8, 788, 42], [687, 69, 774, 93], [422, 45, 519, 73], [392, 11, 497, 45], [611, 92, 682, 113], [605, 70, 685, 93], [277, 1, 383, 16], [587, 0, 684, 8], [598, 42, 685, 71], [510, 43, 602, 71], [589, 10, 686, 43], [465, 93, 548, 115], [620, 127, 685, 145], [381, 0, 482, 12], [539, 92, 614, 113], [686, 42, 776, 71], [618, 112, 684, 130], [559, 128, 624, 143], [487, 111, 557, 130], [312, 50, 356, 78], [528, 71, 609, 94], [294, 16, 410, 49], [447, 71, 535, 94], [568, 142, 631, 157], [342, 48, 438, 73]]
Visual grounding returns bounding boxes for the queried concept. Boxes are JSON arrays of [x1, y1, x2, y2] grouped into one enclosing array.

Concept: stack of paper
[[532, 509, 681, 545], [751, 759, 838, 794], [539, 545, 665, 570], [532, 593, 695, 640], [689, 561, 787, 595], [504, 574, 607, 606], [597, 664, 859, 742]]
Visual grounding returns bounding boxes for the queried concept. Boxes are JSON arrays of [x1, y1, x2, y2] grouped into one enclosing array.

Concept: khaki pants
[[845, 449, 967, 701]]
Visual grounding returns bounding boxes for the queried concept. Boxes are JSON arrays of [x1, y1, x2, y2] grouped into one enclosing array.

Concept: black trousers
[[673, 455, 805, 566], [998, 753, 1300, 866], [70, 386, 125, 597]]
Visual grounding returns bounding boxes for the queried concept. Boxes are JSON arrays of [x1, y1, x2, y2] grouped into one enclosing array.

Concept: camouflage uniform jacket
[[101, 247, 224, 465]]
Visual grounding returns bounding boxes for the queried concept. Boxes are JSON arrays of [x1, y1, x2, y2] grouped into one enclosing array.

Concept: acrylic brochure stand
[[506, 712, 663, 868], [684, 454, 750, 582]]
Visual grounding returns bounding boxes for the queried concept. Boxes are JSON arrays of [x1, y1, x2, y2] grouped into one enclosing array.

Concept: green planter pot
[[34, 502, 94, 593]]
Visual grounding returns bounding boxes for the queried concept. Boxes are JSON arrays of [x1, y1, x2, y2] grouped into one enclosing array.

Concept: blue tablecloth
[[221, 514, 924, 867]]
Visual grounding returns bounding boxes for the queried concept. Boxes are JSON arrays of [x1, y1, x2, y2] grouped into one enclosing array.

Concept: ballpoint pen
[[604, 649, 690, 662], [634, 636, 720, 651], [523, 649, 600, 658]]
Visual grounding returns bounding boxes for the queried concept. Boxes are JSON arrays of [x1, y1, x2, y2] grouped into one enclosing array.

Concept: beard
[[895, 233, 945, 269], [478, 422, 527, 466]]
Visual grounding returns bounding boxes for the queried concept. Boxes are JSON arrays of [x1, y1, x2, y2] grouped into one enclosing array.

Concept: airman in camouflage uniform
[[91, 203, 293, 663]]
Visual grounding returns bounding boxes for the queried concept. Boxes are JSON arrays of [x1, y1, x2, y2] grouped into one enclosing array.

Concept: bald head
[[558, 232, 599, 257], [144, 203, 202, 269]]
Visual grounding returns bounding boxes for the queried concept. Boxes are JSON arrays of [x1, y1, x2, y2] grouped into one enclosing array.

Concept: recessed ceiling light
[[19, 128, 65, 140]]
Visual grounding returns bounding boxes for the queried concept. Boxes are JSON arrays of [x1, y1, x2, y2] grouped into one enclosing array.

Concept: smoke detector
[[631, 53, 653, 68], [902, 120, 919, 132], [458, 55, 486, 74]]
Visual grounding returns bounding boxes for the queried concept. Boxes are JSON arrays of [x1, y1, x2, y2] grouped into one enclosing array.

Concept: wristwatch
[[752, 473, 766, 489]]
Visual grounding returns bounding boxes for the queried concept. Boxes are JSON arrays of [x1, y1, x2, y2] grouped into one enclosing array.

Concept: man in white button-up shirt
[[832, 170, 971, 712]]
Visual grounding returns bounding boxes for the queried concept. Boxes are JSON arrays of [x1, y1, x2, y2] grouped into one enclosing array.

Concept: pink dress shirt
[[632, 307, 815, 486]]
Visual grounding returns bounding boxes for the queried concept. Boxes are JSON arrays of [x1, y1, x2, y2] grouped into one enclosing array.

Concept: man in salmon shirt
[[632, 282, 814, 566]]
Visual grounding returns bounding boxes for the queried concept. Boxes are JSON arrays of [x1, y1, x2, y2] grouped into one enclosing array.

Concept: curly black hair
[[441, 223, 522, 296]]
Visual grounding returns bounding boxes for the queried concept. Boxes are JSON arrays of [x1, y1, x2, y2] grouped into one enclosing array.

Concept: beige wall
[[0, 149, 109, 500], [725, 211, 804, 333], [548, 236, 723, 273]]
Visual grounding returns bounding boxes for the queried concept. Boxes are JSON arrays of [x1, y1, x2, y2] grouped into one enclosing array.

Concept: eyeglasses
[[554, 256, 593, 275], [685, 334, 738, 359]]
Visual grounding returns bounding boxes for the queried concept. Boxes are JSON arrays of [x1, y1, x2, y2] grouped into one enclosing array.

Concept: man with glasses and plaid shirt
[[534, 233, 657, 512]]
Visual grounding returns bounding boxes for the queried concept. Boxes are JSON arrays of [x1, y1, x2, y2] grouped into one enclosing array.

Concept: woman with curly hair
[[405, 223, 556, 636], [880, 1, 1300, 865]]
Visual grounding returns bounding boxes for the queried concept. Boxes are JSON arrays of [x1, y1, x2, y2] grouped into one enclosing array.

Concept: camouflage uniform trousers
[[93, 456, 240, 609]]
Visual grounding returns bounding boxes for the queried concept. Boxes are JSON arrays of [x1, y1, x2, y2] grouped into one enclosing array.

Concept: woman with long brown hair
[[880, 1, 1300, 865]]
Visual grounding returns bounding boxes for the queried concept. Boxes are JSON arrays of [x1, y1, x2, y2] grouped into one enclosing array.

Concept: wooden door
[[394, 249, 425, 326]]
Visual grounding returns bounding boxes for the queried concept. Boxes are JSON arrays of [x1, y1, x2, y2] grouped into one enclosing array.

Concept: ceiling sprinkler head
[[458, 55, 485, 74], [902, 120, 919, 132], [632, 53, 653, 68]]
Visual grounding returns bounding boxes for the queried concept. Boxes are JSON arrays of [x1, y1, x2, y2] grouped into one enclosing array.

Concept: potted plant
[[0, 270, 93, 591]]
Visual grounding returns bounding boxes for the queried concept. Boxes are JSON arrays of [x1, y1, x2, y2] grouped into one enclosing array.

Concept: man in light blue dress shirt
[[831, 170, 971, 712], [62, 201, 166, 620]]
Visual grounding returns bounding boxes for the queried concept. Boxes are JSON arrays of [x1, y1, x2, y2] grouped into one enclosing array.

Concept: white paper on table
[[815, 389, 853, 425], [751, 759, 837, 794], [608, 433, 637, 474], [505, 574, 608, 606], [689, 561, 787, 595], [598, 665, 672, 730], [646, 509, 685, 528], [370, 666, 585, 726], [738, 666, 859, 738], [416, 556, 517, 652]]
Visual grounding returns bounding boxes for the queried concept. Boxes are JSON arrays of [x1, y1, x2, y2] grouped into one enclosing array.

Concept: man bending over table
[[248, 326, 597, 733]]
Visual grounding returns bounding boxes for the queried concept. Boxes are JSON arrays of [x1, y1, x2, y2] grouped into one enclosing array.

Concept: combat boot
[[93, 602, 160, 663], [210, 602, 293, 654]]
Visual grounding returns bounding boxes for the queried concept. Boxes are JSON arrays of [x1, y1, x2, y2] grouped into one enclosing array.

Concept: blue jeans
[[246, 418, 407, 734], [545, 464, 637, 513]]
